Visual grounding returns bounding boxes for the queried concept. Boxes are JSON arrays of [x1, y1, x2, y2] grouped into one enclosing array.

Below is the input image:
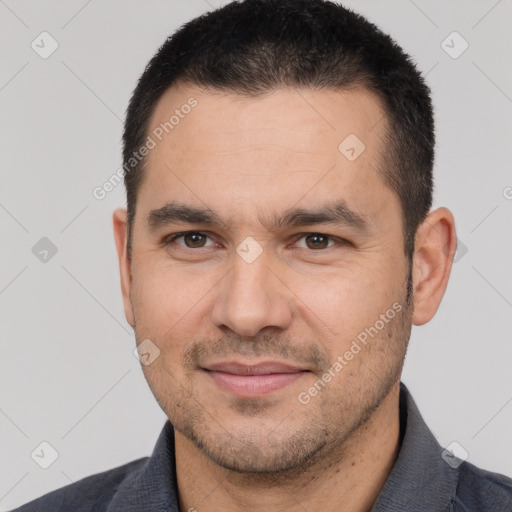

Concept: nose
[[211, 249, 293, 337]]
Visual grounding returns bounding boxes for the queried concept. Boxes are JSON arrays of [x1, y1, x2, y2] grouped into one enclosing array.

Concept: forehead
[[148, 82, 386, 157], [137, 83, 398, 233]]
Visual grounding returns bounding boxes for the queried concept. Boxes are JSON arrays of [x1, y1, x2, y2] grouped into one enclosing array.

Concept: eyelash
[[162, 231, 348, 251]]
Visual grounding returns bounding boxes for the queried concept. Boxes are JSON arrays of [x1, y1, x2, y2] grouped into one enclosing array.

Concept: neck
[[175, 382, 401, 512]]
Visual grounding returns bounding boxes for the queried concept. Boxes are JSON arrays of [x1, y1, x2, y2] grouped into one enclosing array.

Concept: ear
[[411, 207, 457, 326], [113, 208, 135, 328]]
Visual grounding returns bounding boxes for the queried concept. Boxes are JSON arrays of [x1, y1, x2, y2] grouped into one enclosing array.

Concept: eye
[[164, 231, 218, 249], [293, 233, 340, 250]]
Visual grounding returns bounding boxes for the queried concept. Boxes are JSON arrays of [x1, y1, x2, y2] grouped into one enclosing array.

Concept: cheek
[[130, 259, 219, 342], [289, 260, 404, 347]]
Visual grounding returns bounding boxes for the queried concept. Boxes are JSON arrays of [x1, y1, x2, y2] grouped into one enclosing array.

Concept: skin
[[113, 82, 457, 512]]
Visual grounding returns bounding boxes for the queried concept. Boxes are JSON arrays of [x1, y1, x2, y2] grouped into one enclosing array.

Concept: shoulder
[[10, 457, 148, 512], [454, 460, 512, 512]]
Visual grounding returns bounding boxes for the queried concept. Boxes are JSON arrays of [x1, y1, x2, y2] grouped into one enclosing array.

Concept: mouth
[[202, 361, 309, 397]]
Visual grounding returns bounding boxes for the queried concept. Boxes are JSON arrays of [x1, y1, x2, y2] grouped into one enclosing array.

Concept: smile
[[203, 361, 309, 397]]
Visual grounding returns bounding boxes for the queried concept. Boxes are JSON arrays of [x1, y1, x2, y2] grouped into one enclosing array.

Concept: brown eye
[[165, 231, 217, 249], [303, 233, 332, 250], [182, 232, 208, 248]]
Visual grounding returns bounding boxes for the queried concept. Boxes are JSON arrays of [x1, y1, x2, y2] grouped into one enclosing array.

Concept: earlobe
[[411, 207, 457, 326], [113, 208, 135, 329]]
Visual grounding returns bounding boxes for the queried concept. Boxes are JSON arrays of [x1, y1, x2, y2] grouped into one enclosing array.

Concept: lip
[[203, 361, 308, 397]]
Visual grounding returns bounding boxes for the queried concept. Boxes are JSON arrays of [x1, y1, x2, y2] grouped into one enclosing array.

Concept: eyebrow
[[147, 202, 228, 230], [269, 202, 370, 232], [147, 200, 371, 233]]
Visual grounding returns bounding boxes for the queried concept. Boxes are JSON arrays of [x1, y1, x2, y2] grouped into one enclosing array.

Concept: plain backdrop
[[1, 0, 511, 508]]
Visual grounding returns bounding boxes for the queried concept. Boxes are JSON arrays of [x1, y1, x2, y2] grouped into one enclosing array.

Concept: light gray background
[[1, 0, 511, 508]]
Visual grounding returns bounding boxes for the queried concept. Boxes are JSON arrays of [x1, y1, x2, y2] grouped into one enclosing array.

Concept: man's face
[[123, 84, 413, 474]]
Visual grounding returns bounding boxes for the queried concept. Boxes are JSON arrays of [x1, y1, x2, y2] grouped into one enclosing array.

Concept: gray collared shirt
[[12, 382, 512, 511]]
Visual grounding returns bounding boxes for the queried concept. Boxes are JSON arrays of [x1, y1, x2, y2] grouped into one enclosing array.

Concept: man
[[13, 0, 512, 511]]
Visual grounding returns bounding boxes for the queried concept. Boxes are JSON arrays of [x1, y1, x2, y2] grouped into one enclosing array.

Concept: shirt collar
[[107, 382, 458, 512], [370, 382, 458, 511], [106, 420, 180, 511]]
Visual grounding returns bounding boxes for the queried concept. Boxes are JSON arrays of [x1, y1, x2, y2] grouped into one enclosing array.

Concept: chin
[[183, 420, 330, 476]]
